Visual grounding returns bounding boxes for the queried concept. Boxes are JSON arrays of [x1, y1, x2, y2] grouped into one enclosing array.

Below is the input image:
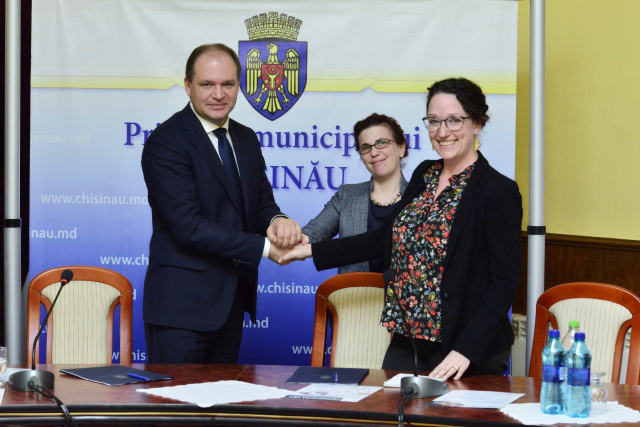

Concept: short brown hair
[[185, 43, 241, 82], [353, 113, 409, 159]]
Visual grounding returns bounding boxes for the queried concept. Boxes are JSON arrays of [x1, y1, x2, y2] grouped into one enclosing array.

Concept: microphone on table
[[9, 269, 74, 392], [383, 270, 448, 399]]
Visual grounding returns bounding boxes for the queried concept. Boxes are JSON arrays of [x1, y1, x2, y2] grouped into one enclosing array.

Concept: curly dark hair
[[426, 78, 489, 127], [353, 113, 409, 158], [185, 43, 241, 83]]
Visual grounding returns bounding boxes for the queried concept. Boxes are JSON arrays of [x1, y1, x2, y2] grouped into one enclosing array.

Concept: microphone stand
[[9, 270, 73, 391]]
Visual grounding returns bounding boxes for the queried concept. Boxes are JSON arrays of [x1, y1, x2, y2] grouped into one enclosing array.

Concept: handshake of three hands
[[265, 218, 312, 265]]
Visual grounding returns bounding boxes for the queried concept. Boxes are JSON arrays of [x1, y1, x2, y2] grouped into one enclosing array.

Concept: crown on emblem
[[244, 12, 302, 41]]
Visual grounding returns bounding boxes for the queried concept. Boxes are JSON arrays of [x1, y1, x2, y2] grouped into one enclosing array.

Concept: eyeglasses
[[357, 138, 395, 155], [422, 116, 470, 132]]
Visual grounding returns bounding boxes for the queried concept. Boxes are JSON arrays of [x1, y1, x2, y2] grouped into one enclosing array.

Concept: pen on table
[[128, 373, 149, 381], [334, 373, 338, 382]]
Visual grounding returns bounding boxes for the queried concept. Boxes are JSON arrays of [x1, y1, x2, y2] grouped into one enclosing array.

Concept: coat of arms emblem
[[239, 12, 307, 121]]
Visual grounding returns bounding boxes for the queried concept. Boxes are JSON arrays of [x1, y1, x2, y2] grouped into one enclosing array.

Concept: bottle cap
[[574, 332, 585, 340], [569, 320, 580, 328], [549, 329, 560, 338]]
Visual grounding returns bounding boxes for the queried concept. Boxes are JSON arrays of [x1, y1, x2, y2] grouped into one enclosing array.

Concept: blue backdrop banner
[[29, 0, 518, 365]]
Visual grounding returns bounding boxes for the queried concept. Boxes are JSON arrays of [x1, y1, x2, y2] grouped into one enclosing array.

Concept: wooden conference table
[[1, 364, 638, 426]]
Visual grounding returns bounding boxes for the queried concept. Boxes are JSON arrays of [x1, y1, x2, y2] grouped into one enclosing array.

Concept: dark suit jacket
[[312, 152, 522, 368], [141, 104, 282, 332]]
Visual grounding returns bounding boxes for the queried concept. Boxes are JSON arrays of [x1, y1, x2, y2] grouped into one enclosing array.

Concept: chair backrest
[[27, 266, 133, 365], [529, 282, 640, 385], [311, 272, 391, 369]]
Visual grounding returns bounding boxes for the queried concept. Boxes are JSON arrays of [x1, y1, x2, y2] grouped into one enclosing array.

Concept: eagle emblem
[[246, 43, 301, 114], [239, 12, 307, 120]]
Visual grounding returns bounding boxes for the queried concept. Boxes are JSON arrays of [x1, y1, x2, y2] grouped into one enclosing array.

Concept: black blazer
[[313, 152, 522, 368], [141, 104, 282, 331]]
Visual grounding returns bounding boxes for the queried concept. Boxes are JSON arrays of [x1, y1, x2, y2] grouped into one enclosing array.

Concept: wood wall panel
[[513, 233, 640, 315]]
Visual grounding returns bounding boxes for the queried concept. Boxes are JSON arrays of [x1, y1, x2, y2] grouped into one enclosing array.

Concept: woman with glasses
[[283, 78, 522, 380], [301, 113, 409, 273]]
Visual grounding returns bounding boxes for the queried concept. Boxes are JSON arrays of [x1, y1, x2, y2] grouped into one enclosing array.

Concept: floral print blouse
[[381, 161, 475, 341]]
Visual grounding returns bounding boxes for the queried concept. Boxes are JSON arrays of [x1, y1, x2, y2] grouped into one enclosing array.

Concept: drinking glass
[[0, 346, 7, 386], [590, 371, 608, 416]]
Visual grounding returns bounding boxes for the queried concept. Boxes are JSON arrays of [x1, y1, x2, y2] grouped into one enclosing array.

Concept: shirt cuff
[[270, 214, 290, 224], [262, 237, 270, 258]]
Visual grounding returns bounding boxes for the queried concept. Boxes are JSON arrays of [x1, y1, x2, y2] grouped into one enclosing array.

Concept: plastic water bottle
[[562, 320, 580, 350], [540, 329, 565, 414], [560, 321, 580, 411], [566, 332, 591, 418]]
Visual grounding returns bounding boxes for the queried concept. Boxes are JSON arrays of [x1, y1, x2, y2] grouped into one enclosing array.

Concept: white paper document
[[136, 380, 291, 407], [285, 384, 382, 402], [429, 390, 524, 409], [501, 402, 640, 425]]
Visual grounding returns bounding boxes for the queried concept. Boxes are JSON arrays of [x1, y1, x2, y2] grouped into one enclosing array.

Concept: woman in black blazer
[[284, 78, 522, 380]]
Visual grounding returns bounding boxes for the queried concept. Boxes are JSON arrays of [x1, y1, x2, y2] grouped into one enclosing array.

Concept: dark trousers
[[145, 283, 247, 364], [381, 333, 510, 376]]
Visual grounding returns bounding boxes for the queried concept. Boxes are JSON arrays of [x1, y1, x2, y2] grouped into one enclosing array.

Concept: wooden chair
[[529, 282, 640, 384], [311, 272, 391, 369], [26, 266, 133, 364]]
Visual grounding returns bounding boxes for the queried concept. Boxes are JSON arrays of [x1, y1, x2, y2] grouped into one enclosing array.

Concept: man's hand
[[268, 243, 290, 264], [278, 242, 312, 265], [427, 350, 470, 381], [267, 217, 302, 249]]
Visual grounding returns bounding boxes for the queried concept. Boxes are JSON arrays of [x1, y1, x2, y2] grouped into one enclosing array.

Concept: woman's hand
[[428, 350, 470, 381], [279, 241, 312, 265]]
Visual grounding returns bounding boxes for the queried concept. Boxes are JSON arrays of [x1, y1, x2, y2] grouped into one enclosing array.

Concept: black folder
[[286, 367, 369, 385], [60, 365, 172, 386]]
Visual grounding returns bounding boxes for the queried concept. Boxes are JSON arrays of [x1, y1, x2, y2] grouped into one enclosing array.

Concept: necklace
[[370, 191, 402, 207]]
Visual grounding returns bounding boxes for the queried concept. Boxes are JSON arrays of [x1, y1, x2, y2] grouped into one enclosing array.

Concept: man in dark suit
[[141, 43, 300, 364]]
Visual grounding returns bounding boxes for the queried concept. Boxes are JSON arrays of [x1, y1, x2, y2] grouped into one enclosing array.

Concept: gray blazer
[[302, 175, 408, 273]]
